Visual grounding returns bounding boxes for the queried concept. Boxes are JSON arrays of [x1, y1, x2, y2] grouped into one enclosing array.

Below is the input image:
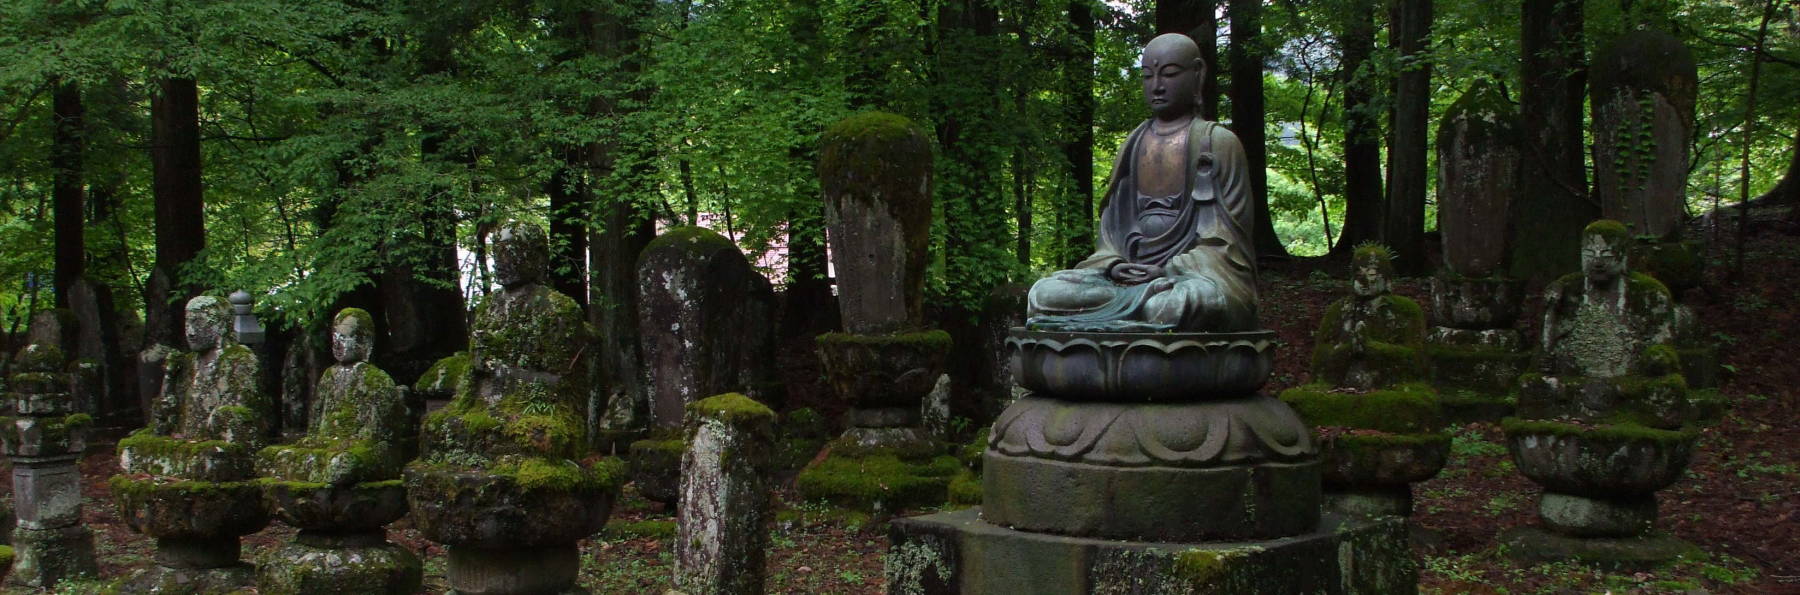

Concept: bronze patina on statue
[[887, 35, 1416, 594]]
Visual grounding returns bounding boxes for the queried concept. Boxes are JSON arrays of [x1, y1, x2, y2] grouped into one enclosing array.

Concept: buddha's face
[[1581, 234, 1625, 283], [1141, 34, 1203, 121], [184, 296, 229, 352], [1352, 260, 1390, 297], [331, 314, 373, 364]]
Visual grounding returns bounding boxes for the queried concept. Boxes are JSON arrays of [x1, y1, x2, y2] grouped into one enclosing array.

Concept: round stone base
[[156, 537, 242, 569], [256, 533, 422, 595], [1501, 526, 1700, 570], [125, 562, 256, 594], [6, 525, 97, 588], [1324, 486, 1412, 518], [447, 545, 580, 594], [838, 426, 932, 451], [981, 454, 1320, 542], [1539, 492, 1656, 537]]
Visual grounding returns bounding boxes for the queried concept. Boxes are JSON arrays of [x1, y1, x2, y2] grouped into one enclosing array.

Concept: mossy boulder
[[1503, 418, 1697, 497], [256, 536, 422, 595], [412, 351, 470, 399], [1311, 295, 1429, 389], [637, 227, 778, 429], [1316, 431, 1451, 488], [1279, 383, 1444, 434], [109, 476, 269, 540], [404, 456, 623, 548], [629, 436, 684, 506], [261, 479, 408, 532], [117, 430, 252, 482], [795, 451, 959, 513]]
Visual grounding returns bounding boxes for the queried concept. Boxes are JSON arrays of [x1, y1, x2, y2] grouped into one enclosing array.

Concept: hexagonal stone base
[[256, 535, 422, 595], [1500, 526, 1700, 570], [125, 562, 256, 594], [886, 508, 1414, 595]]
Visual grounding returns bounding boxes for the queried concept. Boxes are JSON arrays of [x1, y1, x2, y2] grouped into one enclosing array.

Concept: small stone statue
[[1524, 220, 1687, 426], [406, 221, 622, 595], [112, 296, 273, 592], [1027, 33, 1257, 332], [256, 308, 420, 594], [1311, 244, 1429, 390]]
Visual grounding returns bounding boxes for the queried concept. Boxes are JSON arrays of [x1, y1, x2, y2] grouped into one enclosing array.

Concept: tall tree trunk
[[148, 77, 205, 347], [1061, 0, 1096, 268], [782, 0, 835, 339], [589, 0, 657, 427], [1155, 0, 1219, 120], [1334, 0, 1382, 255], [547, 157, 588, 305], [52, 79, 84, 308], [1227, 0, 1287, 260], [1772, 127, 1800, 226], [1511, 0, 1592, 281], [1384, 0, 1431, 273], [1733, 0, 1776, 278]]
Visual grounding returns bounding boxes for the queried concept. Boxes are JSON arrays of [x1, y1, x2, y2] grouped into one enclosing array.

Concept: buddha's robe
[[1027, 118, 1258, 332]]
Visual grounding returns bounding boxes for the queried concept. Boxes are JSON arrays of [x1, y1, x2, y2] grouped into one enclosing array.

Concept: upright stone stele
[[0, 343, 98, 586], [405, 222, 623, 594], [796, 111, 958, 513], [1426, 82, 1530, 420], [111, 296, 273, 593], [255, 308, 421, 594], [631, 226, 777, 507], [1280, 244, 1449, 518], [887, 34, 1413, 594], [675, 393, 777, 595], [1502, 220, 1700, 567]]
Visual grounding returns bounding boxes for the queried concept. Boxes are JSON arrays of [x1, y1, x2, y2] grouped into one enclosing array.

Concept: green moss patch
[[119, 430, 246, 463], [1585, 219, 1632, 244], [795, 452, 959, 512], [1280, 383, 1444, 433], [686, 392, 776, 428], [946, 469, 982, 506], [415, 352, 472, 395]]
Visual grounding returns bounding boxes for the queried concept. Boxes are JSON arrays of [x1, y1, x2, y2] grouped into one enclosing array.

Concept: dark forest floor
[[20, 205, 1800, 594]]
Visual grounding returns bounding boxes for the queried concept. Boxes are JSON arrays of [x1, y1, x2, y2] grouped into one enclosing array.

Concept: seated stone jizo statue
[[1029, 33, 1256, 332]]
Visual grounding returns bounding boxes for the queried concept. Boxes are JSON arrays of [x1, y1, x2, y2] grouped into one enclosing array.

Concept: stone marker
[[255, 308, 421, 594], [797, 111, 956, 513], [1591, 29, 1697, 241], [887, 34, 1413, 594], [1281, 244, 1449, 518], [675, 393, 776, 595], [1503, 220, 1700, 567], [1427, 82, 1530, 421], [405, 221, 622, 594], [0, 343, 98, 587], [111, 296, 273, 593]]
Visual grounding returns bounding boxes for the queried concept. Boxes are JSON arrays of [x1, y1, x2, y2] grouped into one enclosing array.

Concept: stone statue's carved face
[[492, 222, 549, 288], [1581, 233, 1626, 283], [184, 296, 230, 352], [331, 313, 373, 364], [1352, 259, 1390, 297], [1141, 34, 1203, 121]]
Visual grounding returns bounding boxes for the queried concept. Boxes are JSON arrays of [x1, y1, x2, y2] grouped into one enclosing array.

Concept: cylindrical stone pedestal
[[447, 546, 580, 594], [816, 330, 949, 449]]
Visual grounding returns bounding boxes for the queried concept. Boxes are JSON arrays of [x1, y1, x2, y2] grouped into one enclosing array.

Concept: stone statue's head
[[1581, 220, 1630, 283], [1141, 33, 1205, 121], [1352, 244, 1395, 298], [493, 221, 549, 288], [184, 296, 233, 352], [331, 308, 375, 364]]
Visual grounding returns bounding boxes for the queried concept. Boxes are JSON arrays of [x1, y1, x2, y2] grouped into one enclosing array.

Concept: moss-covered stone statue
[[1501, 219, 1700, 567], [110, 295, 273, 593], [887, 34, 1414, 594], [254, 308, 420, 594], [797, 111, 957, 512], [404, 221, 623, 594], [1281, 244, 1449, 518], [0, 343, 98, 587]]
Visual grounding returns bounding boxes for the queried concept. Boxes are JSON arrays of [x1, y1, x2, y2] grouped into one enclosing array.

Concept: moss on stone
[[1500, 417, 1697, 445], [1641, 344, 1680, 375], [641, 226, 738, 263], [630, 437, 687, 455], [1437, 79, 1520, 152], [107, 474, 261, 499], [333, 307, 375, 331], [1279, 383, 1443, 433], [686, 392, 776, 427], [825, 434, 945, 463], [795, 452, 959, 512], [1353, 243, 1397, 274], [780, 407, 830, 440], [816, 330, 953, 350], [1631, 240, 1702, 290], [946, 469, 982, 506], [118, 429, 246, 462], [958, 428, 989, 471], [1585, 219, 1632, 244], [415, 352, 471, 395], [1172, 547, 1259, 587], [11, 344, 64, 373]]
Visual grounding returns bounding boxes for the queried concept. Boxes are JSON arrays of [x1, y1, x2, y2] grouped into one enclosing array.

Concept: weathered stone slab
[[637, 226, 777, 430], [676, 394, 777, 595], [1591, 29, 1697, 240], [1436, 81, 1521, 278], [886, 508, 1414, 595], [819, 112, 934, 334]]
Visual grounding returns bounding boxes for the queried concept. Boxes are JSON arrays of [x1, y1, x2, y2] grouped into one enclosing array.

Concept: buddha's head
[[493, 221, 549, 289], [331, 308, 375, 364], [1141, 33, 1205, 121], [1352, 244, 1395, 298], [1581, 220, 1630, 284], [184, 296, 233, 352]]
